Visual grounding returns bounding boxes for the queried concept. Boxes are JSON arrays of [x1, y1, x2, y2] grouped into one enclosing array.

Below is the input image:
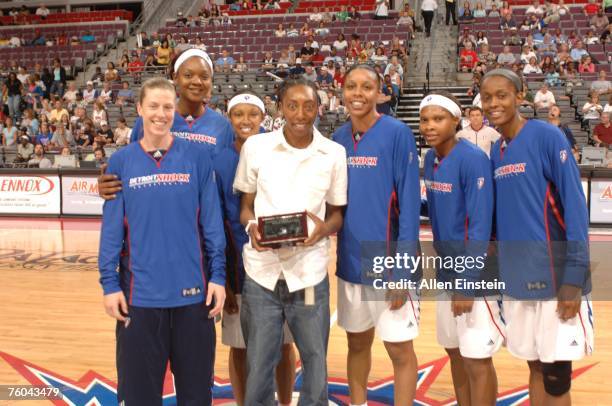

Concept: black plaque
[[258, 211, 308, 246]]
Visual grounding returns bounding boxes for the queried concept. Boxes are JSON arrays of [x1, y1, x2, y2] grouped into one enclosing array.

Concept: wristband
[[245, 219, 258, 235]]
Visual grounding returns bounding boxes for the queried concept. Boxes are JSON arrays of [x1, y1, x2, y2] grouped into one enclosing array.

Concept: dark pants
[[422, 10, 435, 35], [445, 1, 457, 25], [116, 302, 215, 405]]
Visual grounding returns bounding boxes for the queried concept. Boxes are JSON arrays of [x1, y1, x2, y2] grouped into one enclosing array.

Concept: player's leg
[[375, 288, 420, 405], [462, 357, 497, 405], [337, 279, 377, 405], [383, 340, 418, 405], [527, 360, 546, 406], [346, 329, 375, 404], [116, 306, 169, 405], [241, 275, 285, 405], [283, 276, 330, 406], [275, 343, 297, 405], [169, 302, 216, 405], [437, 292, 470, 404], [541, 361, 572, 406], [229, 347, 247, 405], [445, 348, 471, 405]]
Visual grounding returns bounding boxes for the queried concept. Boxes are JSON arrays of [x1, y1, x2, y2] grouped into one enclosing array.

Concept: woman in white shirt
[[520, 45, 537, 64], [274, 23, 286, 38], [476, 31, 488, 46], [523, 56, 543, 74], [371, 47, 388, 65], [582, 93, 603, 120], [603, 94, 612, 113], [286, 24, 299, 37], [113, 117, 131, 146], [333, 33, 348, 51], [92, 100, 108, 129]]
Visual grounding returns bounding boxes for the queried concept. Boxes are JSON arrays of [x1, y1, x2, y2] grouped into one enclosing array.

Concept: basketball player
[[234, 78, 347, 405], [332, 64, 421, 405], [420, 91, 502, 405], [98, 78, 226, 404], [214, 92, 296, 405], [481, 69, 593, 405], [98, 48, 234, 198]]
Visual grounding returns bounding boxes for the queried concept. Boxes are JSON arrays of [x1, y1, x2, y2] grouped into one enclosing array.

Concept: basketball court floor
[[0, 218, 610, 405]]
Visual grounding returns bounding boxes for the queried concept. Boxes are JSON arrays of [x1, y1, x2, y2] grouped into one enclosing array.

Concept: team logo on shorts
[[477, 177, 485, 189], [560, 149, 568, 163]]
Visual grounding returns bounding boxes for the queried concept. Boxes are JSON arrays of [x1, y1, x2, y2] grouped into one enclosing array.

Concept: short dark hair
[[469, 105, 483, 114], [276, 76, 319, 105], [345, 64, 382, 86]]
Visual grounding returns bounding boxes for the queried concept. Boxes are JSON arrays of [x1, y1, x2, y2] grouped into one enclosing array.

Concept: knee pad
[[541, 361, 572, 397]]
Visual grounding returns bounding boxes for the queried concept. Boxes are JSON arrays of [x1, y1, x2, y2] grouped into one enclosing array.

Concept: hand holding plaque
[[257, 211, 309, 247]]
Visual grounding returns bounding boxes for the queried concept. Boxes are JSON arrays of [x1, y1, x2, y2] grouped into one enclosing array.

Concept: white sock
[[350, 403, 367, 406]]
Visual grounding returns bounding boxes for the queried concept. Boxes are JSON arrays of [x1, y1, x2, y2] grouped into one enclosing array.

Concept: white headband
[[419, 94, 462, 118], [227, 93, 265, 115], [174, 49, 213, 75]]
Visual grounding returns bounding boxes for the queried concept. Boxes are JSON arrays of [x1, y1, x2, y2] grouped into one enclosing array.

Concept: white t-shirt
[[534, 90, 556, 108], [457, 125, 501, 157], [333, 40, 348, 50], [35, 7, 50, 17]]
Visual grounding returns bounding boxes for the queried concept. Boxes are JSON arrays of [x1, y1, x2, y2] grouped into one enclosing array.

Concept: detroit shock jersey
[[424, 139, 494, 294], [490, 119, 590, 299], [129, 106, 234, 156], [213, 145, 248, 294], [332, 115, 421, 284], [98, 137, 226, 308]]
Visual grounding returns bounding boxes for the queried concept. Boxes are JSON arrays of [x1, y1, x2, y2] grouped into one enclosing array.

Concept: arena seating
[[294, 0, 378, 13], [219, 2, 291, 16], [0, 10, 133, 25]]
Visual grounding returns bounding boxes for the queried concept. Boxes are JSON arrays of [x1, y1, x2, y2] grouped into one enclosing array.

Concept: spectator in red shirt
[[459, 42, 479, 71], [593, 111, 612, 146], [311, 48, 325, 66], [584, 0, 600, 16], [127, 55, 144, 84]]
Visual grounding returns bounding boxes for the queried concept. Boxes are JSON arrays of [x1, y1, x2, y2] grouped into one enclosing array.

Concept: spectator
[[50, 58, 66, 97], [174, 36, 190, 53], [421, 0, 438, 37], [92, 100, 108, 129], [31, 30, 46, 46], [315, 21, 329, 37], [192, 36, 207, 51], [387, 65, 401, 90], [234, 55, 248, 73], [520, 45, 538, 64], [215, 49, 235, 73], [460, 42, 479, 71], [28, 144, 52, 168], [578, 55, 596, 73], [99, 82, 114, 104], [570, 41, 590, 64], [473, 2, 487, 17], [128, 54, 144, 84], [2, 117, 16, 146], [458, 28, 477, 48], [25, 76, 44, 110], [590, 9, 609, 32], [93, 147, 107, 168], [374, 0, 390, 19], [500, 13, 517, 31], [334, 65, 346, 88], [398, 4, 416, 37], [3, 72, 23, 121], [300, 40, 316, 63], [113, 117, 131, 146], [300, 22, 313, 37], [584, 0, 600, 16], [286, 24, 299, 37], [75, 120, 94, 147], [584, 29, 600, 45], [547, 104, 578, 158], [275, 23, 286, 37], [544, 65, 562, 87], [456, 106, 501, 156], [604, 94, 612, 113], [302, 65, 317, 82], [479, 44, 497, 67], [35, 4, 50, 18], [557, 0, 570, 16], [138, 32, 151, 49], [91, 66, 104, 86], [175, 11, 187, 26], [309, 7, 323, 23], [591, 70, 612, 96], [81, 31, 95, 44], [261, 52, 275, 71], [306, 34, 320, 50], [459, 1, 475, 20], [104, 62, 120, 82], [497, 45, 517, 66], [311, 48, 325, 66], [83, 81, 98, 104], [582, 92, 603, 122], [335, 5, 350, 22], [503, 28, 522, 46], [94, 121, 114, 145], [333, 33, 348, 51], [35, 122, 53, 146], [50, 100, 69, 124], [21, 109, 39, 136], [15, 135, 34, 163], [593, 111, 612, 146], [49, 123, 74, 148], [348, 6, 361, 21], [534, 83, 556, 109], [155, 40, 172, 66], [371, 47, 388, 66], [526, 0, 544, 16], [488, 3, 501, 17], [476, 31, 488, 46], [150, 32, 161, 48]]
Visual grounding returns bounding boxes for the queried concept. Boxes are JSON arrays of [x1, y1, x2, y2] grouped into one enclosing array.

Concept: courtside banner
[[0, 175, 60, 214], [61, 176, 103, 215], [590, 180, 612, 223]]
